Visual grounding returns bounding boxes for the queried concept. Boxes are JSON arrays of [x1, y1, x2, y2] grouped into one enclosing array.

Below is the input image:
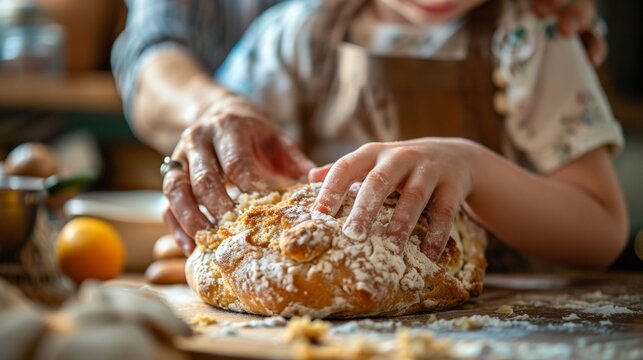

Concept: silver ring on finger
[[160, 156, 183, 178]]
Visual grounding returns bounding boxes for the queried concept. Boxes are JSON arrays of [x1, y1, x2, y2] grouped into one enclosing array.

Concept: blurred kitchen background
[[0, 0, 641, 270]]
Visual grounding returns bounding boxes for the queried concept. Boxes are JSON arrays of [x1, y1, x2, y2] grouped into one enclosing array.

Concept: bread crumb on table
[[293, 339, 378, 360], [495, 305, 514, 315], [291, 329, 455, 360], [285, 316, 331, 344], [396, 330, 454, 360], [190, 315, 218, 326], [453, 316, 484, 330]]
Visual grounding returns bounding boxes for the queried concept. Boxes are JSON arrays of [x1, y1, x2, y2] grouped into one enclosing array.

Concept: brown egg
[[145, 258, 187, 285], [152, 234, 184, 260], [4, 142, 59, 178]]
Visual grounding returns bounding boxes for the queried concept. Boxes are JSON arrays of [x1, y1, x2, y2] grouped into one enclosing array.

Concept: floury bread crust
[[186, 183, 487, 318]]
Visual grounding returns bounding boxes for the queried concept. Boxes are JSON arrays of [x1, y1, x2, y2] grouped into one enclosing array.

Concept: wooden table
[[109, 273, 643, 359]]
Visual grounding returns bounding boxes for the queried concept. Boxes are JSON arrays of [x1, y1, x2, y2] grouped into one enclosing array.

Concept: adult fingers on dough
[[182, 126, 234, 220], [163, 148, 211, 240], [214, 122, 275, 193], [163, 208, 195, 255]]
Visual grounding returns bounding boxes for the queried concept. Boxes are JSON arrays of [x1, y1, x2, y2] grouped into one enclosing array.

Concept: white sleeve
[[215, 0, 324, 141]]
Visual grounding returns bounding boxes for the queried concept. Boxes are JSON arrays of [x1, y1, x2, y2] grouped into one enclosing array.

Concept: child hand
[[309, 138, 479, 261]]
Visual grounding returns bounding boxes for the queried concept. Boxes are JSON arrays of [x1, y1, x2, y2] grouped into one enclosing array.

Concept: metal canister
[[0, 175, 73, 306], [0, 175, 45, 259]]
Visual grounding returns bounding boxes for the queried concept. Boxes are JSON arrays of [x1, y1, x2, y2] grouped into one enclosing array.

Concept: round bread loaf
[[186, 183, 487, 318]]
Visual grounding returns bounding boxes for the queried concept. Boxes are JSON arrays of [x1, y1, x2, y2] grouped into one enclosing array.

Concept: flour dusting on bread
[[186, 183, 487, 318]]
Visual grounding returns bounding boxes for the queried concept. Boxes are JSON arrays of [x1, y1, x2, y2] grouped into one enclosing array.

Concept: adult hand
[[163, 95, 314, 254], [309, 138, 479, 261], [532, 0, 607, 66]]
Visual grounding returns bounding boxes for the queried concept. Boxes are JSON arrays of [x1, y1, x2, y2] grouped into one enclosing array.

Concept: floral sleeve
[[493, 0, 624, 173]]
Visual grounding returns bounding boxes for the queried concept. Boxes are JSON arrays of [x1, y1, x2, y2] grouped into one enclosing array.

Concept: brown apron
[[302, 0, 534, 272], [306, 0, 502, 164]]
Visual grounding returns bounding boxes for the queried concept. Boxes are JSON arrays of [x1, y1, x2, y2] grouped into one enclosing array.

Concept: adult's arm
[[111, 0, 311, 253], [111, 0, 280, 153]]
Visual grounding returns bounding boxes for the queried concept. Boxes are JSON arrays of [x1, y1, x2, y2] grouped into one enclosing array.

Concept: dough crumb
[[495, 305, 514, 315], [285, 316, 331, 344], [396, 329, 454, 360], [453, 316, 484, 330], [293, 339, 377, 360], [190, 315, 218, 326]]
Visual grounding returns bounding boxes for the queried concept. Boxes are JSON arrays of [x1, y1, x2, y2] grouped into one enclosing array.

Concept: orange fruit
[[56, 217, 126, 284]]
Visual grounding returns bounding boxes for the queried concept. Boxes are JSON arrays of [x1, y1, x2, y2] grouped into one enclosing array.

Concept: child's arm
[[468, 143, 627, 268], [309, 7, 626, 269], [309, 139, 627, 269]]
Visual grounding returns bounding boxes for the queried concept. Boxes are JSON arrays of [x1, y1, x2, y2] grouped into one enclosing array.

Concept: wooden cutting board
[[107, 273, 643, 359]]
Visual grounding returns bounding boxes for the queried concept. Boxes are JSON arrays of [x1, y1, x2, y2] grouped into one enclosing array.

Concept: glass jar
[[0, 0, 64, 77]]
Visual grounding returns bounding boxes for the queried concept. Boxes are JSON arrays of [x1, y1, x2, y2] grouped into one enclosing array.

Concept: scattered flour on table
[[199, 313, 639, 360], [331, 315, 540, 334], [331, 319, 403, 334], [562, 313, 580, 321], [510, 314, 531, 320], [583, 290, 610, 300], [560, 301, 636, 317], [211, 327, 238, 337], [513, 291, 641, 318], [329, 312, 617, 338], [427, 315, 538, 331], [218, 316, 288, 328]]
